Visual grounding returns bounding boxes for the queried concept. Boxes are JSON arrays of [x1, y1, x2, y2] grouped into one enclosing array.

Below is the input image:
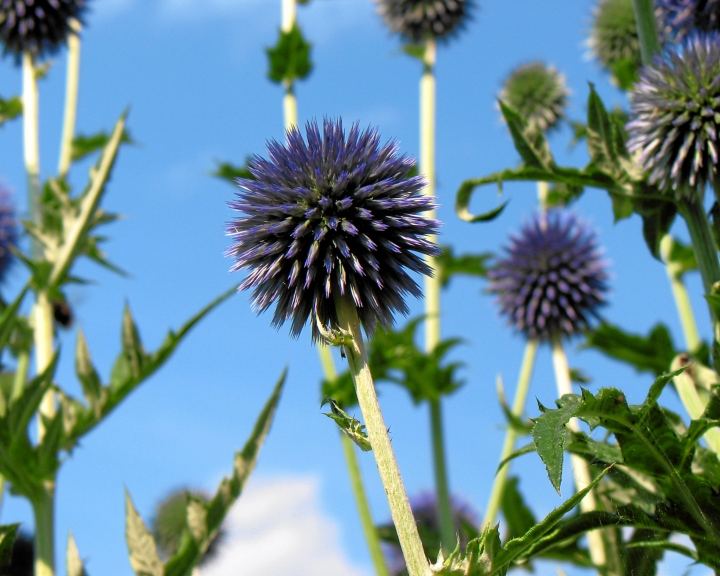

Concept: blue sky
[[0, 0, 712, 574]]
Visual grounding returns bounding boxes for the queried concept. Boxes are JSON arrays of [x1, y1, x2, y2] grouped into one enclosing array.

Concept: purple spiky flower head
[[488, 211, 608, 342], [0, 0, 87, 59], [376, 0, 473, 44], [657, 0, 720, 43], [382, 493, 478, 576], [0, 186, 16, 282], [627, 33, 720, 199], [226, 119, 439, 342]]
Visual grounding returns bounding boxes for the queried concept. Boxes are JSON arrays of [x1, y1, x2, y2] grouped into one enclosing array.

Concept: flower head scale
[[0, 186, 16, 282], [627, 33, 720, 198], [499, 62, 569, 134], [656, 0, 720, 43], [0, 0, 87, 59], [376, 0, 472, 44], [488, 211, 608, 342], [227, 119, 439, 342], [589, 0, 642, 87]]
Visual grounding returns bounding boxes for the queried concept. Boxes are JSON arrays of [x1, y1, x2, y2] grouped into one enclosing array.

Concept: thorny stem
[[483, 339, 538, 529], [551, 338, 608, 570], [58, 19, 82, 178], [419, 38, 455, 555], [336, 298, 429, 576], [318, 345, 389, 576]]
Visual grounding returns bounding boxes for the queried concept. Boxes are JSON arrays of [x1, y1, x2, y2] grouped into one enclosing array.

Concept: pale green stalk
[[22, 52, 41, 254], [551, 338, 607, 569], [419, 38, 455, 554], [11, 350, 30, 401], [32, 484, 56, 576], [58, 19, 82, 178], [337, 298, 429, 576], [483, 339, 538, 529], [282, 0, 298, 130]]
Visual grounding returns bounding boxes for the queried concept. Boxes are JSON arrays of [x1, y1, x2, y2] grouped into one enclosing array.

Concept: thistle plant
[[227, 118, 438, 576], [656, 0, 720, 42], [590, 0, 643, 89], [375, 0, 472, 44], [0, 187, 17, 281]]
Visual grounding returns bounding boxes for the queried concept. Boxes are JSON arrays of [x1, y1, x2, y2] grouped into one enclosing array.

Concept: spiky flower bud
[[0, 187, 16, 282], [381, 493, 477, 576], [499, 62, 569, 133], [488, 211, 608, 342], [0, 0, 86, 59], [589, 0, 642, 88], [375, 0, 472, 44], [657, 0, 720, 43], [627, 33, 720, 198], [227, 119, 439, 341]]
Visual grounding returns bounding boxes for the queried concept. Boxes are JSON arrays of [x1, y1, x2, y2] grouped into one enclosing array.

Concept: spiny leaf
[[266, 24, 313, 84], [71, 130, 133, 163], [497, 100, 549, 169], [213, 160, 252, 185], [0, 96, 22, 125], [500, 477, 537, 540], [322, 400, 371, 451], [437, 246, 492, 288], [75, 329, 102, 409], [125, 492, 163, 576], [67, 533, 86, 576]]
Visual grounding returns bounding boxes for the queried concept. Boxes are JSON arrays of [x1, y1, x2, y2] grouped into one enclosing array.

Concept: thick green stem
[[32, 484, 56, 576], [631, 0, 661, 63], [483, 339, 538, 529], [58, 19, 82, 178], [34, 292, 56, 439], [419, 38, 454, 554], [551, 338, 608, 570], [318, 345, 389, 576], [336, 299, 428, 576]]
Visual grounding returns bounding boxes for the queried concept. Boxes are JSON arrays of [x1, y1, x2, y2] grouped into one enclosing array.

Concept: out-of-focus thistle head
[[627, 33, 720, 198], [0, 186, 16, 283], [376, 0, 472, 44], [0, 0, 87, 59], [488, 211, 608, 342], [227, 118, 439, 342], [589, 0, 642, 87], [656, 0, 720, 43], [382, 493, 478, 576], [499, 62, 569, 133]]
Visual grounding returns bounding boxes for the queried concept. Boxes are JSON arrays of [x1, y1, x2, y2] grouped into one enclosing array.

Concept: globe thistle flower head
[[488, 211, 608, 342], [589, 0, 642, 87], [227, 119, 439, 342], [499, 62, 569, 133], [657, 0, 720, 43], [383, 493, 478, 576], [627, 33, 720, 198], [0, 0, 87, 60], [376, 0, 473, 44], [0, 186, 16, 283]]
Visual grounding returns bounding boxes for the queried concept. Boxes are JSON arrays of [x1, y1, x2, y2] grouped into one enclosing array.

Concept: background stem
[[631, 0, 661, 63], [551, 338, 608, 569], [58, 19, 82, 178], [419, 38, 455, 554], [32, 484, 56, 576], [337, 300, 428, 576], [483, 339, 538, 529], [22, 52, 41, 257]]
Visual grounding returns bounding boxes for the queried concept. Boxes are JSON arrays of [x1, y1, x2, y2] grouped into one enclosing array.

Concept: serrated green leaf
[[498, 100, 549, 169], [322, 400, 371, 451], [0, 96, 22, 125], [532, 395, 582, 493], [186, 497, 208, 544], [0, 286, 30, 353], [67, 533, 86, 576], [125, 492, 163, 576], [266, 24, 313, 84], [500, 477, 537, 540], [75, 329, 102, 409], [71, 130, 133, 163], [584, 322, 677, 376], [121, 304, 146, 379], [437, 246, 492, 288], [164, 370, 285, 576], [586, 84, 622, 169]]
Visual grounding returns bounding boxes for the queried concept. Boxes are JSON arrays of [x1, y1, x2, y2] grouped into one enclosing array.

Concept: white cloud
[[202, 475, 370, 576]]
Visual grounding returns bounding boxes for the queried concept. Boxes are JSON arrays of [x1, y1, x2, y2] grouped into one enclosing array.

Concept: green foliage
[[266, 24, 313, 84], [437, 246, 492, 288], [584, 321, 679, 375], [532, 395, 579, 493], [125, 372, 285, 575], [213, 160, 253, 184], [322, 399, 371, 451], [0, 96, 22, 126], [71, 130, 134, 163], [0, 524, 19, 567]]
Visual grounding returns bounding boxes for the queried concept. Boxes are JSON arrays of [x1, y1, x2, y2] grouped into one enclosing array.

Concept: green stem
[[318, 345, 389, 576], [12, 350, 30, 401], [419, 38, 454, 555], [483, 339, 538, 529], [336, 299, 428, 576], [58, 19, 82, 178], [551, 338, 608, 570], [631, 0, 661, 63], [22, 52, 42, 258], [34, 292, 56, 439], [32, 483, 56, 576]]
